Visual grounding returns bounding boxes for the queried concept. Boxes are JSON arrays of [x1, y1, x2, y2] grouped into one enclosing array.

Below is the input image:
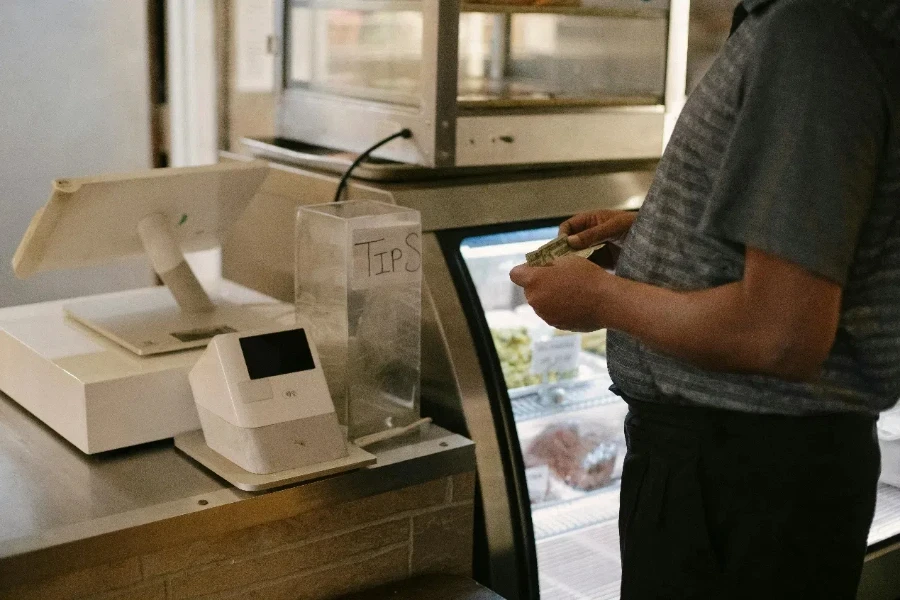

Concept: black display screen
[[239, 329, 315, 380]]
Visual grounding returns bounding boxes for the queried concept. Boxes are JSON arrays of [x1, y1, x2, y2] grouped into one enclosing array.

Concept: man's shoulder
[[750, 0, 862, 49], [741, 0, 892, 102], [754, 0, 898, 50]]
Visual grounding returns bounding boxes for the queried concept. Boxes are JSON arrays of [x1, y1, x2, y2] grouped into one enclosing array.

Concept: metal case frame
[[274, 0, 690, 168]]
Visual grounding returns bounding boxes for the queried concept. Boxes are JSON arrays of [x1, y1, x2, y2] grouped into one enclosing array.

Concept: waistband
[[624, 396, 876, 438]]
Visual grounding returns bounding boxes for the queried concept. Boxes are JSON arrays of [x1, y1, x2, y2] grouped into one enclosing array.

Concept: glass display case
[[459, 225, 628, 599], [446, 221, 900, 600], [275, 0, 689, 167], [450, 223, 900, 600]]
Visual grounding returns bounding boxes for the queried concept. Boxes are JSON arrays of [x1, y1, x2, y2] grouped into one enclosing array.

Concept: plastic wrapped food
[[492, 327, 542, 389], [491, 326, 580, 390], [580, 329, 607, 357], [524, 421, 617, 491]]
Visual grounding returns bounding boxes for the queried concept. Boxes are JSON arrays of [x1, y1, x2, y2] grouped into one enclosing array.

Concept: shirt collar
[[836, 0, 900, 42], [741, 0, 777, 13], [736, 0, 900, 42], [730, 0, 776, 35]]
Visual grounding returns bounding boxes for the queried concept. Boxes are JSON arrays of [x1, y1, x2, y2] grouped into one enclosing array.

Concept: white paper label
[[530, 334, 581, 375], [236, 0, 275, 92], [351, 225, 422, 290], [525, 464, 551, 503]]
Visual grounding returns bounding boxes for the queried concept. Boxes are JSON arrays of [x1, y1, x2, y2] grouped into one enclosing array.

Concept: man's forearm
[[600, 275, 823, 380]]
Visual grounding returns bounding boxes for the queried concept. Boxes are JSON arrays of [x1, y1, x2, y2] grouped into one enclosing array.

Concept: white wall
[[167, 0, 222, 285], [0, 0, 154, 308]]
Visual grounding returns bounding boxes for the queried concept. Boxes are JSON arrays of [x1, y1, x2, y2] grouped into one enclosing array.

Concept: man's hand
[[511, 246, 841, 382], [560, 210, 637, 250], [509, 256, 612, 332]]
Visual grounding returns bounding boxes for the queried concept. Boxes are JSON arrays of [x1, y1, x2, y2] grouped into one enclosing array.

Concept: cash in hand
[[525, 235, 607, 267]]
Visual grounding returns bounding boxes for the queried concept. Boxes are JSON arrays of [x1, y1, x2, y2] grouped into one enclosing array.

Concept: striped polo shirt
[[608, 0, 900, 416]]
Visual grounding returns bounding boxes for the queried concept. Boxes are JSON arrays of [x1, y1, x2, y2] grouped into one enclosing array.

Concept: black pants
[[619, 399, 880, 600]]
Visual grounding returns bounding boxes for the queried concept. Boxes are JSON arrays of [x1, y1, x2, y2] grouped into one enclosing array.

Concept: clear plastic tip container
[[295, 200, 422, 440]]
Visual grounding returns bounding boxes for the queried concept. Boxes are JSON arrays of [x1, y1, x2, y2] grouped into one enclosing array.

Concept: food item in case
[[491, 326, 580, 389], [492, 327, 542, 389], [580, 329, 607, 357], [524, 420, 617, 491]]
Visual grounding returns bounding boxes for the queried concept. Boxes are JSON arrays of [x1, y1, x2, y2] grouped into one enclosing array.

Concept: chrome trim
[[274, 0, 686, 167], [454, 110, 664, 166], [422, 233, 528, 599], [391, 165, 654, 232]]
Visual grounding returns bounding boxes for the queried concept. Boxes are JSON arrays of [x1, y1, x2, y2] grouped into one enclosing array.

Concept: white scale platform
[[64, 295, 283, 356], [0, 282, 293, 454], [175, 430, 376, 491]]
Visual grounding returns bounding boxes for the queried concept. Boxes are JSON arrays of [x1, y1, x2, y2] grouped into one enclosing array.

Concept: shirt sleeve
[[698, 3, 888, 286]]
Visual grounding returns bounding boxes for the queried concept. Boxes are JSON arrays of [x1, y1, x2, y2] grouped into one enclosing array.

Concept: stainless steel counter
[[0, 391, 475, 587]]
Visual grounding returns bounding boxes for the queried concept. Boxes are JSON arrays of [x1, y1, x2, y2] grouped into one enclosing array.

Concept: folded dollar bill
[[525, 235, 606, 267]]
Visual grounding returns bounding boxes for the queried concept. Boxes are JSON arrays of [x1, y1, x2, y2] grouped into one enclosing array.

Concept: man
[[510, 0, 900, 598]]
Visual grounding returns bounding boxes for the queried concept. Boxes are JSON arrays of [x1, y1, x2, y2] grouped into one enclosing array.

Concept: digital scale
[[0, 282, 290, 454]]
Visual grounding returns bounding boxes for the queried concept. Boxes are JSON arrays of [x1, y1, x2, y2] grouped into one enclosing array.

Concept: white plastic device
[[0, 161, 295, 454], [13, 160, 271, 355], [0, 282, 290, 453], [189, 323, 347, 474]]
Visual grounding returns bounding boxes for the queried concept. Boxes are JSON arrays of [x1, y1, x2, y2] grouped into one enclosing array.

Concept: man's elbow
[[752, 330, 832, 383]]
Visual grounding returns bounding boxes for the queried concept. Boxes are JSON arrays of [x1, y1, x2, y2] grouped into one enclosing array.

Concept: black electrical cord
[[332, 129, 413, 203]]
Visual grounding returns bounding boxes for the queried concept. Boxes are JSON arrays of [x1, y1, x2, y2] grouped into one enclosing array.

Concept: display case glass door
[[451, 222, 900, 600], [459, 225, 626, 599]]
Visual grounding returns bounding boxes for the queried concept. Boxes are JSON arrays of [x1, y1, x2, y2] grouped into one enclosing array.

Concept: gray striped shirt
[[608, 0, 900, 416]]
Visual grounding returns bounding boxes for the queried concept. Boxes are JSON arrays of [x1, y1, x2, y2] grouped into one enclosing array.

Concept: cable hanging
[[332, 129, 413, 203]]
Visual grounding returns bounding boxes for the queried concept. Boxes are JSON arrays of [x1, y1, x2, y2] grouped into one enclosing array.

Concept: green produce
[[580, 329, 607, 357], [492, 327, 541, 389], [491, 327, 578, 389]]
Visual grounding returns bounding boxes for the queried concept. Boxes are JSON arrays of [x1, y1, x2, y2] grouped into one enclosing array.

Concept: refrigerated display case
[[457, 225, 627, 599]]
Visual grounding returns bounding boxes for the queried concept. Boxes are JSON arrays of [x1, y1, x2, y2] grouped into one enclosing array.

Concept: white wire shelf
[[870, 483, 900, 546], [510, 380, 623, 423], [532, 483, 620, 541], [537, 518, 622, 600]]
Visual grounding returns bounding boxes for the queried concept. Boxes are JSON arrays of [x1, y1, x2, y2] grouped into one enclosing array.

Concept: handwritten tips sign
[[351, 225, 422, 290]]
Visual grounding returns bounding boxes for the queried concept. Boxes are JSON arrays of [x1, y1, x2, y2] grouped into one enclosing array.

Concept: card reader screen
[[239, 329, 315, 380]]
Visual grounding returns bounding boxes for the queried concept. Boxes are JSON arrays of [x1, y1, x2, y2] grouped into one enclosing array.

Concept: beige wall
[[223, 0, 277, 155]]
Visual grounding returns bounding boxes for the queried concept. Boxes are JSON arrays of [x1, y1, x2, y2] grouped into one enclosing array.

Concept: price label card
[[351, 225, 422, 290], [878, 409, 900, 441], [530, 334, 581, 376], [525, 464, 551, 503]]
